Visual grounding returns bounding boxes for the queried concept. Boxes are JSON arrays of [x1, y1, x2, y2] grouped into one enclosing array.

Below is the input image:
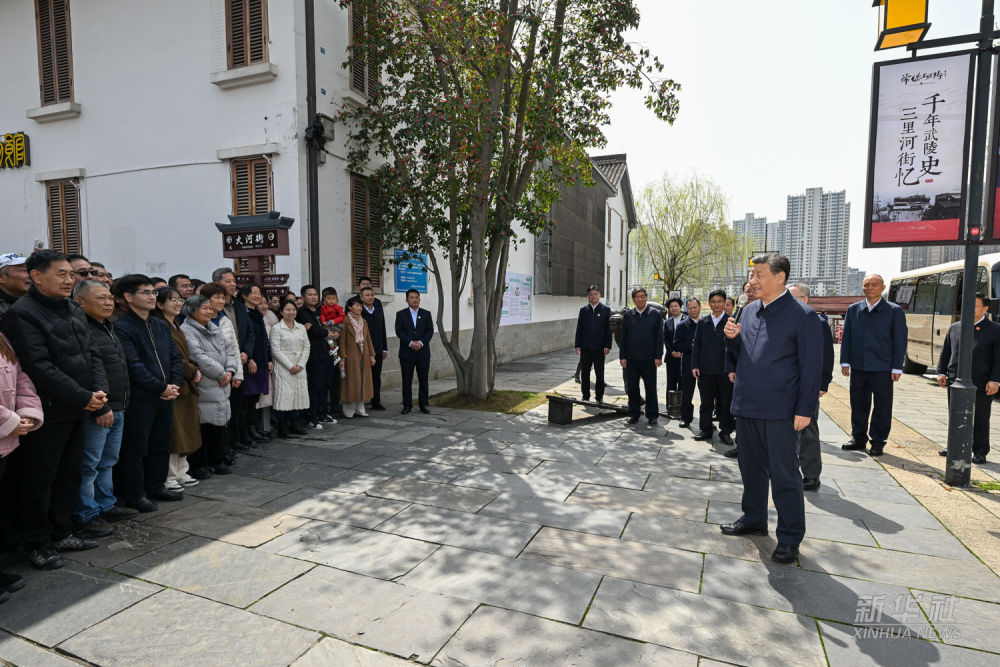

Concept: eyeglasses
[[74, 269, 100, 277], [167, 297, 183, 303]]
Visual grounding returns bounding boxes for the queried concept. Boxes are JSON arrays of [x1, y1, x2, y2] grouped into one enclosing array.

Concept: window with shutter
[[349, 1, 378, 96], [35, 0, 74, 106], [226, 0, 268, 69], [351, 173, 382, 290], [231, 157, 272, 215], [46, 180, 81, 254]]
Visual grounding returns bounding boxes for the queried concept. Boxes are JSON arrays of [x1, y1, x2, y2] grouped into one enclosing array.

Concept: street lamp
[[873, 0, 930, 50]]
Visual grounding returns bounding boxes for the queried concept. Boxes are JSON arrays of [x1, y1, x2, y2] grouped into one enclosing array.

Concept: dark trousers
[[849, 370, 893, 446], [736, 416, 805, 547], [189, 423, 229, 469], [665, 358, 682, 392], [625, 358, 658, 419], [401, 357, 431, 409], [798, 399, 822, 481], [370, 354, 384, 405], [579, 348, 606, 400], [327, 362, 341, 414], [17, 419, 86, 550], [698, 374, 734, 434], [228, 380, 246, 444], [947, 386, 993, 458], [307, 359, 332, 421], [115, 401, 173, 503], [679, 375, 696, 423]]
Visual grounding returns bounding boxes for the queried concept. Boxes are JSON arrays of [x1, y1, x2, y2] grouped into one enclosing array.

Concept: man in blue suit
[[692, 290, 735, 445], [671, 297, 701, 428], [840, 274, 907, 457], [721, 254, 822, 565], [574, 285, 613, 402], [663, 298, 687, 393], [619, 287, 664, 425], [395, 289, 434, 414]]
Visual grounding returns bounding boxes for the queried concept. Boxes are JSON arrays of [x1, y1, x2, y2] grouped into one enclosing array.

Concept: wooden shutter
[[350, 1, 377, 96], [35, 0, 74, 105], [227, 0, 268, 69], [231, 157, 272, 215], [46, 180, 81, 254], [351, 173, 381, 289]]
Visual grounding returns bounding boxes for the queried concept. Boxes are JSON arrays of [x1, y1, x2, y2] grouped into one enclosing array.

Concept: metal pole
[[946, 0, 993, 486], [305, 0, 322, 286]]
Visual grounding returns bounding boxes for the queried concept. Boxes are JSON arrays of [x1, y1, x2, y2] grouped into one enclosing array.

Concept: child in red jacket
[[320, 288, 344, 365]]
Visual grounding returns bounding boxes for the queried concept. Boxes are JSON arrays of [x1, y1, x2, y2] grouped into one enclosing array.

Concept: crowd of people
[[0, 248, 434, 603]]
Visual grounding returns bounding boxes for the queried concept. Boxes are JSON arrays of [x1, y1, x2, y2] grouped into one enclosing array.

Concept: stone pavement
[[1, 349, 999, 666]]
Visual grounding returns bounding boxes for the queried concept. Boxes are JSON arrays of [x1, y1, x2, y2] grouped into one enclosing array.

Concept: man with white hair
[[0, 253, 30, 318]]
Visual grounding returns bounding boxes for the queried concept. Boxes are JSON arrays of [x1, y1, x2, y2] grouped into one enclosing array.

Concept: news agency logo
[[853, 593, 961, 640]]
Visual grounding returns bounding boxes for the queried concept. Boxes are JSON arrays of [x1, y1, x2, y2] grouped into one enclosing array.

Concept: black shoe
[[693, 431, 712, 441], [626, 416, 640, 425], [128, 497, 159, 513], [401, 407, 412, 414], [101, 505, 139, 522], [771, 543, 799, 564], [150, 488, 183, 502], [595, 396, 604, 403], [868, 446, 884, 457], [648, 418, 658, 426], [232, 442, 251, 452], [224, 455, 238, 466], [678, 421, 691, 429], [25, 548, 64, 570], [74, 517, 114, 539], [211, 463, 233, 475], [719, 432, 734, 446], [722, 446, 738, 459], [251, 427, 272, 441], [189, 467, 213, 480], [973, 455, 987, 464], [0, 572, 25, 593], [842, 441, 867, 451], [581, 395, 591, 402], [289, 426, 307, 435], [319, 415, 335, 423], [939, 449, 947, 457], [720, 520, 767, 536], [802, 478, 821, 491], [419, 406, 431, 414], [53, 536, 99, 552], [370, 403, 386, 411]]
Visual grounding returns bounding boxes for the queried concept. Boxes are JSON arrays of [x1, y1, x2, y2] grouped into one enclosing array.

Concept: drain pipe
[[305, 0, 321, 285]]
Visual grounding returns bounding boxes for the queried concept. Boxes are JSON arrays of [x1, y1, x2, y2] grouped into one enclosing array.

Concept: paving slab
[[115, 535, 312, 607], [802, 492, 943, 532], [868, 524, 976, 561], [255, 441, 363, 467], [147, 500, 310, 547], [366, 477, 499, 512], [375, 505, 540, 557], [529, 460, 650, 489], [479, 493, 630, 538], [62, 521, 189, 568], [915, 591, 1000, 654], [292, 638, 415, 667], [644, 473, 746, 503], [260, 520, 439, 579], [0, 561, 160, 647], [185, 473, 301, 507], [354, 456, 472, 483], [519, 527, 704, 592], [260, 487, 410, 528], [705, 499, 880, 548], [60, 589, 319, 666], [423, 450, 541, 473], [833, 477, 923, 506], [433, 605, 697, 666], [583, 577, 826, 666], [0, 631, 79, 667], [818, 620, 998, 667], [566, 483, 709, 521], [623, 514, 775, 561], [399, 545, 601, 624], [451, 469, 580, 501], [251, 565, 477, 662], [261, 464, 393, 493]]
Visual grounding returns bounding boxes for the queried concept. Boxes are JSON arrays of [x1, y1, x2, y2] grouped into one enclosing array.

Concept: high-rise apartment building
[[784, 187, 851, 295], [733, 213, 767, 251]]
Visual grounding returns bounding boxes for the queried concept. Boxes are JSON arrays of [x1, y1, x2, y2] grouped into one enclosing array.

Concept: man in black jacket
[[395, 289, 434, 414], [113, 275, 183, 513], [937, 293, 1000, 464], [672, 298, 701, 428], [213, 268, 256, 446], [789, 284, 834, 490], [73, 281, 137, 536], [297, 284, 333, 428], [619, 287, 664, 425], [574, 285, 612, 402], [662, 298, 687, 393], [0, 250, 109, 570], [693, 290, 734, 445], [359, 281, 388, 410]]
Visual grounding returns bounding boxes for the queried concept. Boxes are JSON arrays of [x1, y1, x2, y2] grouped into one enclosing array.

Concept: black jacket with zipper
[[113, 308, 182, 404], [86, 314, 130, 413]]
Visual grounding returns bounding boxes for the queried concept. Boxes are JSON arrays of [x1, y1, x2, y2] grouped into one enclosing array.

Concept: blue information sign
[[394, 249, 428, 293]]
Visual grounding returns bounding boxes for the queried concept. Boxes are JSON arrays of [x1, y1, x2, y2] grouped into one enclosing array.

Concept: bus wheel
[[902, 356, 926, 375]]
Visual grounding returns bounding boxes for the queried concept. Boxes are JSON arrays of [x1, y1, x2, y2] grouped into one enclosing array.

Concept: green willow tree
[[337, 0, 679, 398]]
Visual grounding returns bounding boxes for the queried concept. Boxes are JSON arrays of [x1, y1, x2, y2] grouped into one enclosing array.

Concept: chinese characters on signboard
[[394, 249, 428, 293], [0, 132, 30, 169], [865, 52, 974, 247], [501, 272, 532, 325], [223, 230, 279, 252]]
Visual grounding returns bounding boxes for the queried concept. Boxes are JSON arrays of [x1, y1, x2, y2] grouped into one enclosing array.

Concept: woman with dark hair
[[238, 283, 272, 441], [191, 279, 206, 295], [154, 288, 203, 486], [338, 296, 376, 418], [270, 300, 310, 436]]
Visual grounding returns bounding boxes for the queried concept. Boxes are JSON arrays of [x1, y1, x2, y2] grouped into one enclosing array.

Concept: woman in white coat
[[270, 300, 310, 437]]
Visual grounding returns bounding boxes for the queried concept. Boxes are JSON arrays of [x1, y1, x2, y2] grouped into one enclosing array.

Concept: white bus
[[888, 252, 1000, 374]]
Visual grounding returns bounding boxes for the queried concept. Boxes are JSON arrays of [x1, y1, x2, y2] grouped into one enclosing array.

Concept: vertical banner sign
[[989, 53, 1000, 242], [865, 51, 975, 247], [500, 272, 533, 325]]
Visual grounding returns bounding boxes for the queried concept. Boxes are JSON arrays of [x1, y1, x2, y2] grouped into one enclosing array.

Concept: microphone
[[735, 294, 748, 323]]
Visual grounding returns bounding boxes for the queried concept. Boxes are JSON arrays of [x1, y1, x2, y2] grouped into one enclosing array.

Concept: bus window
[[912, 275, 937, 314], [979, 267, 989, 295], [934, 271, 960, 317], [891, 277, 917, 311]]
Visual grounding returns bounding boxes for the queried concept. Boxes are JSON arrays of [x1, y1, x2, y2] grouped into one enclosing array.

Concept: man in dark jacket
[[840, 274, 907, 457], [359, 281, 389, 410], [721, 254, 822, 565], [619, 287, 664, 425], [297, 284, 333, 428], [0, 250, 109, 570], [672, 297, 701, 428], [213, 268, 256, 446], [395, 289, 434, 414], [789, 284, 834, 490], [113, 274, 183, 513], [662, 297, 687, 393], [693, 290, 735, 445], [574, 285, 612, 402], [936, 293, 1000, 464], [73, 281, 138, 536], [0, 252, 30, 319]]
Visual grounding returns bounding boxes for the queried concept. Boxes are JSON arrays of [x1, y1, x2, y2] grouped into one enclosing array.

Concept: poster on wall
[[501, 272, 533, 325], [394, 249, 428, 293], [864, 50, 974, 247]]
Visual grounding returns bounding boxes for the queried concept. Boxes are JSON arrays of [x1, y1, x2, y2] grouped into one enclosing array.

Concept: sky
[[603, 0, 987, 280]]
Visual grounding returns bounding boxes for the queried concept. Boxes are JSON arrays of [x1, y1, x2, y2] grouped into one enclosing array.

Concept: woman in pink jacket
[[0, 332, 43, 603]]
